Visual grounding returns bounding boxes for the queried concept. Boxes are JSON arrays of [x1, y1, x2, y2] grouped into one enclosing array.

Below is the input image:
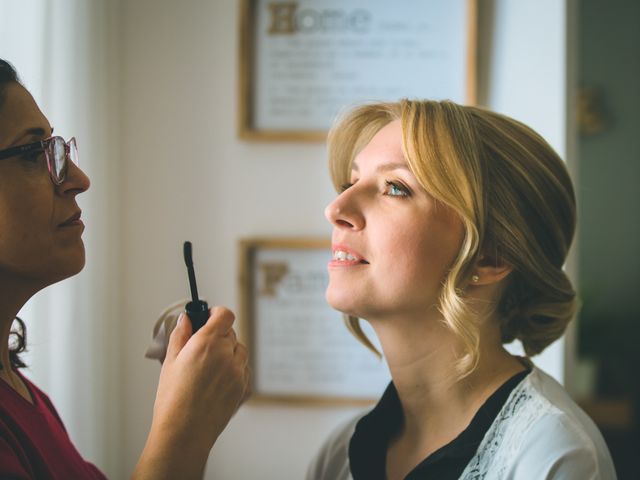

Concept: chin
[[66, 250, 86, 276], [325, 286, 364, 318], [48, 249, 86, 283], [67, 257, 86, 277]]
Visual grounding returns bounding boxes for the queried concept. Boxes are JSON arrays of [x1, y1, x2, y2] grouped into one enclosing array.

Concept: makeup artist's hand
[[134, 306, 250, 480]]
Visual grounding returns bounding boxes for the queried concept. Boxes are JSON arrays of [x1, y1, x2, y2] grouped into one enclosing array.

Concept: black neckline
[[348, 369, 531, 480]]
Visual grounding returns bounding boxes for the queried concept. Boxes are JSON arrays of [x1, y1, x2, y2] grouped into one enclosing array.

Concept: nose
[[324, 188, 365, 230], [57, 161, 91, 196]]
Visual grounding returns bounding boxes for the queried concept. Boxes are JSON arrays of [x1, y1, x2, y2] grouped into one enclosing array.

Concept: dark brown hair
[[0, 59, 21, 107]]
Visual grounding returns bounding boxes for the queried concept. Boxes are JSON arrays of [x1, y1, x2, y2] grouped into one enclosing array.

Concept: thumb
[[165, 313, 192, 363]]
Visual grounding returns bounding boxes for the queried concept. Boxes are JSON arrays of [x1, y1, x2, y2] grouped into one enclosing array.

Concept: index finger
[[200, 306, 235, 336]]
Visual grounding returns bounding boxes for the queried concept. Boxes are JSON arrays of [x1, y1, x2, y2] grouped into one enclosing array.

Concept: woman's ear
[[470, 255, 512, 286]]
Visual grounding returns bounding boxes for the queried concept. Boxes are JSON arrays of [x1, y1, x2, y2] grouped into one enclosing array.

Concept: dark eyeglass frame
[[0, 136, 78, 185]]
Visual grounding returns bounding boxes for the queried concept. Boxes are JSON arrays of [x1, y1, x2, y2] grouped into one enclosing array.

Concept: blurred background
[[574, 1, 640, 477], [0, 0, 637, 479]]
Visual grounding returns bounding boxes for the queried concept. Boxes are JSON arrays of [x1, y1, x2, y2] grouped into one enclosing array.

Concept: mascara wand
[[183, 241, 209, 332]]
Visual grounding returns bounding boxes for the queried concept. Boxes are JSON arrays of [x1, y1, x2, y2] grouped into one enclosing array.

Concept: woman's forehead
[[0, 83, 50, 149], [351, 120, 406, 173]]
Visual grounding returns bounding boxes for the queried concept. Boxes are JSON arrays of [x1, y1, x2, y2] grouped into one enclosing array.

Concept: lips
[[330, 243, 369, 266], [59, 210, 83, 227]]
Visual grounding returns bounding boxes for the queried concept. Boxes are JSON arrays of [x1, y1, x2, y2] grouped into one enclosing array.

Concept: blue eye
[[385, 181, 410, 197]]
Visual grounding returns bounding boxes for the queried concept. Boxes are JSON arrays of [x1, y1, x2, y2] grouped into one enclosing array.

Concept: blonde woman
[[308, 100, 616, 479]]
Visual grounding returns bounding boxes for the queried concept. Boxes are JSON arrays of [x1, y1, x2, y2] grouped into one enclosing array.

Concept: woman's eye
[[22, 150, 44, 163], [385, 180, 410, 197], [340, 182, 354, 192]]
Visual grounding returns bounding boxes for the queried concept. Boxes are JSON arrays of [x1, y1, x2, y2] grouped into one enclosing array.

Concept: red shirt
[[0, 370, 106, 479]]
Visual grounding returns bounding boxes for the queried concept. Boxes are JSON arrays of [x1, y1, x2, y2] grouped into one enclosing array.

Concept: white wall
[[115, 1, 570, 479]]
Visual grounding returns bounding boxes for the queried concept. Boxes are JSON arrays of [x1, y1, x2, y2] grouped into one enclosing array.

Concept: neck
[[0, 274, 38, 370], [368, 308, 525, 441]]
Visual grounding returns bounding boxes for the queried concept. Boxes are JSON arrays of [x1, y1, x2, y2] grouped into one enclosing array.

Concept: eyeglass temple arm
[[0, 140, 44, 161]]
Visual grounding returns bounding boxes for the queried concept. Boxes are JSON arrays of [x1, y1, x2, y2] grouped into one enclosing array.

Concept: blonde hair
[[328, 100, 577, 376]]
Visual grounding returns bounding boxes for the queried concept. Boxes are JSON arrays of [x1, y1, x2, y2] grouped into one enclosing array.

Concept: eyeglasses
[[0, 136, 78, 185]]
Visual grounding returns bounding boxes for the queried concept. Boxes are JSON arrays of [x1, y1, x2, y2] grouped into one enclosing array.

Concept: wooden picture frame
[[238, 238, 390, 404], [238, 0, 477, 142]]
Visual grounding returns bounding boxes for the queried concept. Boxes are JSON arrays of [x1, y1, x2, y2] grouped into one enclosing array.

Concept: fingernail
[[177, 313, 184, 327]]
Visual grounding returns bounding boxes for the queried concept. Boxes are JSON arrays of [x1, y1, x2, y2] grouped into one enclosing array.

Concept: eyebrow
[[24, 126, 50, 138], [6, 126, 52, 147], [351, 161, 410, 173]]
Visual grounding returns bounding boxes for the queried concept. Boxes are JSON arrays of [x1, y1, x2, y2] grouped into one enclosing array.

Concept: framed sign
[[238, 0, 477, 141], [238, 238, 390, 403]]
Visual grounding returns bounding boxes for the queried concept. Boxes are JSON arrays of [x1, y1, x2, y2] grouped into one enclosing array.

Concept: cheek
[[0, 192, 53, 260], [382, 216, 463, 287]]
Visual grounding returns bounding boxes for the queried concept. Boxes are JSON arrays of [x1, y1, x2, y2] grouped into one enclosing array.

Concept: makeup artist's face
[[324, 120, 464, 321], [0, 83, 90, 288]]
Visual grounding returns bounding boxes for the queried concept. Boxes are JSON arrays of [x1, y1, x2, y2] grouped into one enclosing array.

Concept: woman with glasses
[[307, 101, 617, 479], [0, 59, 250, 479]]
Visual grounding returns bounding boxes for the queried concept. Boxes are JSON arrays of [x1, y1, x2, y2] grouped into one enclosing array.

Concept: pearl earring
[[472, 275, 479, 283]]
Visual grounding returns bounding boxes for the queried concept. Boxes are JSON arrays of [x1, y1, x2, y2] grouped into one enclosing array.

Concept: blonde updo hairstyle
[[328, 100, 577, 377]]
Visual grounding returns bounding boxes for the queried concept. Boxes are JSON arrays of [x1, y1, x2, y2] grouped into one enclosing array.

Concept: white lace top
[[306, 368, 617, 480]]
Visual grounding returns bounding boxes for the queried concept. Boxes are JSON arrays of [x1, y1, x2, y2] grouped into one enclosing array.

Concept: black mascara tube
[[183, 241, 209, 332]]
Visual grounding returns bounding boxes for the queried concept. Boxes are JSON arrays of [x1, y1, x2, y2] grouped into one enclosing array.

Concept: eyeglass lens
[[48, 137, 77, 183]]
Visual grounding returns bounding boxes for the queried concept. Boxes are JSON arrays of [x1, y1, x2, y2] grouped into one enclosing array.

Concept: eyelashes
[[384, 180, 411, 197], [339, 179, 412, 197]]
